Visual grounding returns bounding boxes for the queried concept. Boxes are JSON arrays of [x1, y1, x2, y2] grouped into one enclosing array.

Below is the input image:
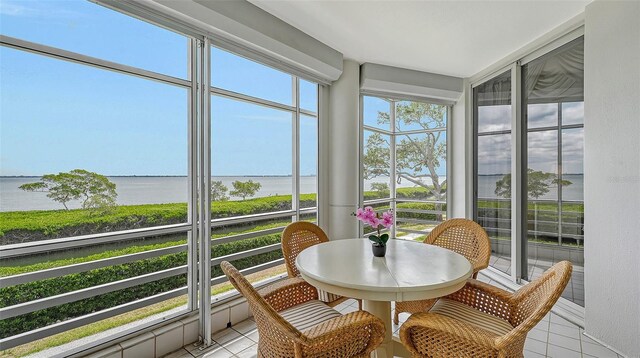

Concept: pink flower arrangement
[[354, 206, 394, 245]]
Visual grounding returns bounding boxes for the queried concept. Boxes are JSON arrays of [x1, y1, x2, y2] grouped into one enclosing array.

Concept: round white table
[[296, 238, 472, 358]]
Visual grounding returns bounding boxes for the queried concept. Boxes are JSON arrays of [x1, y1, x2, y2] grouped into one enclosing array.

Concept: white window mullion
[[510, 63, 524, 282], [292, 77, 300, 222], [198, 38, 213, 347], [187, 38, 199, 312], [389, 100, 397, 239]]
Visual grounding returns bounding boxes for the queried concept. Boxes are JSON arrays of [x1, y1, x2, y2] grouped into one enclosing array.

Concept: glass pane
[[394, 101, 447, 132], [211, 46, 293, 105], [210, 95, 292, 218], [523, 38, 584, 306], [476, 71, 512, 133], [0, 0, 188, 78], [476, 128, 512, 276], [2, 291, 188, 357], [0, 47, 188, 241], [562, 128, 584, 201], [562, 102, 584, 125], [0, 232, 189, 340], [211, 217, 289, 295], [299, 79, 318, 113], [396, 200, 445, 241], [527, 103, 558, 129], [363, 131, 391, 200], [300, 115, 318, 208], [395, 132, 447, 202], [363, 96, 391, 130], [527, 130, 559, 201]]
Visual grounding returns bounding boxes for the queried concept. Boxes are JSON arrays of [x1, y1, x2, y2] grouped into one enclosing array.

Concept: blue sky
[[0, 0, 318, 176]]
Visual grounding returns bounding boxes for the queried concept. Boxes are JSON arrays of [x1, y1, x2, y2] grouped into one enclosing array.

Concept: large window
[[208, 45, 319, 295], [0, 2, 193, 354], [0, 1, 319, 354], [361, 95, 449, 240], [473, 37, 584, 307]]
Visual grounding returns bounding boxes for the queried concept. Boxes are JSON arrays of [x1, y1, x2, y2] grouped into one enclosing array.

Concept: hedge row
[[1, 186, 449, 337], [0, 232, 281, 338], [0, 194, 316, 244]]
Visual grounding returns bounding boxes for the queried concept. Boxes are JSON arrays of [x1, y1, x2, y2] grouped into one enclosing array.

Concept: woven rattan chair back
[[509, 260, 573, 329], [425, 218, 491, 277], [220, 261, 302, 356], [282, 222, 329, 278], [399, 261, 572, 357]]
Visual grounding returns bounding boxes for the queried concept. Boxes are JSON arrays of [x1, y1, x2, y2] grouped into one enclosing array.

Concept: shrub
[[0, 232, 282, 338]]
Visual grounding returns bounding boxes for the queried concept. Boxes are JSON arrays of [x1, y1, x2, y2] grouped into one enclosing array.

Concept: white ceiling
[[249, 0, 590, 78]]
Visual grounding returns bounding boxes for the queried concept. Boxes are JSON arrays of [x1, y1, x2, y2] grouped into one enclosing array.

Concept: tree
[[363, 101, 447, 217], [230, 180, 261, 200], [370, 183, 390, 197], [494, 169, 572, 199], [210, 181, 229, 201], [495, 169, 572, 240], [19, 169, 117, 212]]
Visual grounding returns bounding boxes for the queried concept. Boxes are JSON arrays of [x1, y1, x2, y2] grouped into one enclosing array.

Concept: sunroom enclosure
[[0, 1, 319, 354]]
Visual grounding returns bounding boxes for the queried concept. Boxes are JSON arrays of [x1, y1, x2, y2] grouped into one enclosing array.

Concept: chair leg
[[358, 299, 363, 310], [393, 309, 400, 325]]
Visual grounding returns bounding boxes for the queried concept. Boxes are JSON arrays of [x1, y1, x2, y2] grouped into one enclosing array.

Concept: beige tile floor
[[165, 273, 620, 358]]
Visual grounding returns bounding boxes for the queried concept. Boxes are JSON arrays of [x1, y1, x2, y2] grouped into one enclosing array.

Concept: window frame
[[0, 6, 322, 352], [359, 94, 451, 239], [470, 33, 585, 315]]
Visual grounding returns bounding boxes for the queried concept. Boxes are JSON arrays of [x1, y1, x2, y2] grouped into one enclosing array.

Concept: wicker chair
[[282, 221, 362, 310], [400, 260, 573, 358], [394, 218, 491, 324], [220, 261, 385, 358]]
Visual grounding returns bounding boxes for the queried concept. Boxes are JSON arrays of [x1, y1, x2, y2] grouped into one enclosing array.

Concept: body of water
[[0, 176, 316, 212], [0, 174, 582, 212], [478, 174, 584, 201]]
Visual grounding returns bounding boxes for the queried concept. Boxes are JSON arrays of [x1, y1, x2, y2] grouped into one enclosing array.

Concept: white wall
[[584, 1, 640, 356]]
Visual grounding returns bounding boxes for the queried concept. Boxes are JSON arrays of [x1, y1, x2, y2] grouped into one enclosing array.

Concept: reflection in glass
[[476, 71, 512, 133], [562, 102, 584, 125], [211, 47, 293, 105], [523, 37, 584, 306], [527, 103, 558, 128], [562, 128, 584, 201], [527, 131, 559, 200], [474, 70, 512, 276]]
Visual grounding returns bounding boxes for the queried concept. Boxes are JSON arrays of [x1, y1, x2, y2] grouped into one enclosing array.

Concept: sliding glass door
[[523, 38, 584, 305], [473, 37, 584, 307]]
